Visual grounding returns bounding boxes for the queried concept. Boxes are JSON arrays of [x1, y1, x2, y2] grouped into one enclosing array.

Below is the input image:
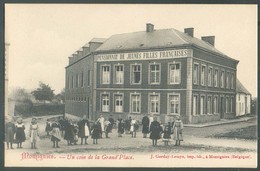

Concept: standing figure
[[125, 116, 131, 134], [97, 115, 105, 138], [130, 118, 138, 138], [58, 116, 65, 136], [73, 122, 79, 145], [117, 118, 124, 137], [104, 119, 112, 138], [142, 114, 150, 138], [172, 116, 184, 146], [29, 118, 39, 149], [78, 117, 90, 144], [50, 118, 62, 148], [91, 122, 100, 144], [45, 119, 52, 136], [5, 117, 15, 149], [149, 117, 162, 146], [149, 114, 154, 132], [108, 115, 114, 131], [64, 119, 74, 145], [15, 118, 26, 148], [162, 122, 172, 146]]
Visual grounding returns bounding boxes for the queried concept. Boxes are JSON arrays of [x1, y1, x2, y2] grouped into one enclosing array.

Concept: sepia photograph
[[4, 4, 257, 168]]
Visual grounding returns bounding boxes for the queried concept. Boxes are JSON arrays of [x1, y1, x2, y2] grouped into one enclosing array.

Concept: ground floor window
[[101, 94, 109, 112], [131, 94, 141, 113], [149, 94, 159, 114], [207, 96, 212, 114], [200, 96, 205, 114], [213, 96, 218, 114], [114, 94, 123, 113], [168, 94, 180, 114], [193, 95, 198, 115]]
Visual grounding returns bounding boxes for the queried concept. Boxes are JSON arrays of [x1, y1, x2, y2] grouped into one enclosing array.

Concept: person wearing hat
[[172, 115, 184, 146], [29, 118, 39, 149], [78, 116, 90, 144], [142, 113, 150, 138], [15, 117, 26, 148], [5, 116, 15, 149]]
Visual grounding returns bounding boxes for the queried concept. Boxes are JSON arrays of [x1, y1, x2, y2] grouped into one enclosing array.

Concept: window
[[114, 94, 123, 113], [213, 96, 218, 114], [193, 63, 199, 85], [149, 64, 160, 84], [193, 95, 198, 115], [81, 71, 84, 87], [231, 73, 234, 89], [71, 75, 74, 88], [214, 69, 218, 87], [131, 64, 141, 84], [114, 65, 124, 84], [169, 95, 180, 114], [87, 70, 92, 86], [208, 67, 213, 86], [101, 94, 109, 112], [76, 74, 79, 88], [220, 70, 225, 88], [226, 97, 229, 113], [149, 94, 159, 114], [200, 96, 205, 114], [201, 65, 206, 86], [231, 96, 234, 113], [101, 66, 110, 84], [131, 94, 141, 113], [207, 96, 212, 114], [67, 76, 70, 88], [226, 72, 230, 89], [169, 63, 180, 84]]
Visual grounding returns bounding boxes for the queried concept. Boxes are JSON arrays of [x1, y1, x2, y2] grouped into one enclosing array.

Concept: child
[[117, 118, 124, 137], [130, 118, 138, 138], [15, 117, 26, 148], [29, 118, 39, 149], [162, 122, 172, 146], [64, 119, 74, 146], [5, 117, 15, 149], [51, 118, 62, 148], [78, 117, 90, 144], [73, 122, 79, 145], [91, 122, 100, 144], [45, 119, 52, 136]]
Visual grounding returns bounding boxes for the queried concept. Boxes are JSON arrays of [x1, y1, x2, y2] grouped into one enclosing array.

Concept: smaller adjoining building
[[236, 79, 251, 116]]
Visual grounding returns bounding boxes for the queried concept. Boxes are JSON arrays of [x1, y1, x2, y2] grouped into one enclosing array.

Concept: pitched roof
[[236, 79, 251, 95], [90, 38, 107, 43], [95, 28, 235, 60]]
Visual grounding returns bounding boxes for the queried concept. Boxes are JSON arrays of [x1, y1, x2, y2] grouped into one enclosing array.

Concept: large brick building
[[65, 24, 239, 124]]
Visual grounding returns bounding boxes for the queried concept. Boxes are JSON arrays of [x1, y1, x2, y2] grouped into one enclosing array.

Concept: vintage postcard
[[4, 4, 257, 168]]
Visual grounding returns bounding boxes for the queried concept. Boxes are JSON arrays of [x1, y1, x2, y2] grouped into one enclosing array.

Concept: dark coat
[[15, 123, 26, 143], [64, 121, 74, 141], [117, 119, 125, 134], [91, 124, 101, 139], [45, 122, 52, 132], [78, 119, 90, 138], [149, 121, 162, 140], [163, 124, 172, 139], [142, 116, 150, 133], [5, 122, 15, 143]]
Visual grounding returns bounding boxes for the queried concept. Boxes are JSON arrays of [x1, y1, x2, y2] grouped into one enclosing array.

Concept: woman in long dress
[[29, 118, 39, 149], [51, 118, 62, 148], [149, 117, 162, 146], [15, 117, 26, 148], [78, 118, 90, 144], [172, 116, 184, 146], [130, 118, 138, 138], [142, 114, 150, 138]]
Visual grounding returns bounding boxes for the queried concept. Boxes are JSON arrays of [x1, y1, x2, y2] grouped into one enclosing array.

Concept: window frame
[[114, 64, 124, 84], [193, 63, 199, 85], [220, 70, 225, 88], [208, 66, 213, 87], [201, 64, 207, 86], [213, 95, 219, 114], [113, 93, 124, 113], [193, 94, 199, 115], [168, 62, 181, 85], [214, 68, 219, 88], [100, 65, 111, 85], [167, 93, 180, 115], [101, 93, 110, 112], [148, 93, 160, 114], [149, 63, 161, 85], [207, 95, 213, 114], [130, 63, 142, 85], [200, 94, 206, 115], [130, 93, 141, 114]]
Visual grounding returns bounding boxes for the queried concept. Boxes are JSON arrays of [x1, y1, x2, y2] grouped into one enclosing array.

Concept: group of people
[[5, 113, 184, 150], [5, 117, 39, 149], [141, 114, 184, 146]]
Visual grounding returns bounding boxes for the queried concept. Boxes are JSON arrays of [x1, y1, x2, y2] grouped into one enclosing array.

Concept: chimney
[[201, 36, 215, 46], [146, 23, 154, 32], [184, 28, 194, 37], [77, 50, 83, 58]]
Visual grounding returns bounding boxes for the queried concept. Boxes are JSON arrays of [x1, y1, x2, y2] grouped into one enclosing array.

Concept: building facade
[[65, 24, 239, 124], [236, 79, 251, 116], [5, 42, 10, 116]]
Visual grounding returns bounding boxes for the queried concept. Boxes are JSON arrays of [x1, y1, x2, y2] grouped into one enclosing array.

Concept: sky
[[5, 4, 257, 97]]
